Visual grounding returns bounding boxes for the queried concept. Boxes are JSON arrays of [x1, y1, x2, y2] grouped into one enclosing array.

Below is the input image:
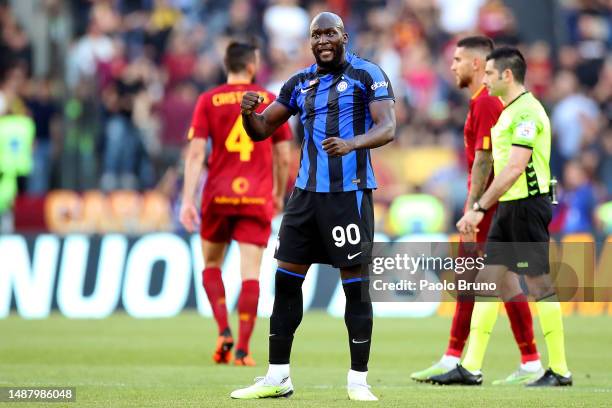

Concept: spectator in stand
[[25, 77, 61, 194], [157, 80, 198, 169], [560, 160, 597, 234], [551, 70, 600, 162], [162, 30, 197, 90], [263, 0, 310, 59], [101, 60, 155, 191], [65, 18, 114, 89], [596, 129, 612, 196], [477, 0, 519, 45], [525, 41, 553, 99]]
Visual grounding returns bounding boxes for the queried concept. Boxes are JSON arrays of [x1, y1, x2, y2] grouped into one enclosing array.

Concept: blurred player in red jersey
[[414, 37, 544, 385], [180, 41, 292, 367]]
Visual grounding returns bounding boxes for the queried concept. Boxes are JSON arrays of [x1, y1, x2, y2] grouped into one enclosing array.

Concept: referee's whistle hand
[[179, 202, 201, 233], [322, 137, 354, 157]]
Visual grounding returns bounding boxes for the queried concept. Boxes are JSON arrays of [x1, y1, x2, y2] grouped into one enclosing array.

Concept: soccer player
[[180, 41, 292, 367], [412, 37, 543, 385], [230, 12, 396, 401], [453, 47, 572, 387]]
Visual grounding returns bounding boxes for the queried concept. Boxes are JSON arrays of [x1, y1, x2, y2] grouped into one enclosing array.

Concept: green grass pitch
[[1, 312, 611, 407]]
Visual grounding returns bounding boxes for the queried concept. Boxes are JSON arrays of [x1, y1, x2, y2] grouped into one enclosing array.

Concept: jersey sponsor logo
[[336, 80, 348, 92], [231, 177, 250, 194], [370, 81, 388, 91], [515, 120, 536, 141]]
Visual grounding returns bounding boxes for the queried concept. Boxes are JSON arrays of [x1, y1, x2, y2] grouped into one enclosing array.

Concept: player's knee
[[271, 270, 305, 333], [275, 268, 305, 294]]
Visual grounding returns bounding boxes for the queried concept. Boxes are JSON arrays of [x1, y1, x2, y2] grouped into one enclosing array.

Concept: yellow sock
[[461, 298, 500, 372], [536, 296, 569, 375]]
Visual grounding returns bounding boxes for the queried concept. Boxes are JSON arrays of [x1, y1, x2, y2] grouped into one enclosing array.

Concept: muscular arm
[[466, 149, 494, 209], [477, 145, 532, 209], [272, 140, 291, 211], [322, 99, 396, 156], [179, 138, 206, 232], [241, 101, 293, 142], [182, 138, 206, 204]]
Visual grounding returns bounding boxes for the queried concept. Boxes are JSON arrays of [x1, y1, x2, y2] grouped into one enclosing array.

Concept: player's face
[[310, 23, 347, 69], [483, 59, 505, 96], [450, 47, 473, 89]]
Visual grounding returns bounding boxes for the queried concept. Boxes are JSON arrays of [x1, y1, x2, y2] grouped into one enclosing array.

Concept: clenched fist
[[241, 91, 264, 115], [322, 137, 355, 157]]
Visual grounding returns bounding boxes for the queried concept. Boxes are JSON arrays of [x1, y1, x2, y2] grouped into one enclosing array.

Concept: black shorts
[[486, 194, 552, 276], [275, 188, 374, 268]]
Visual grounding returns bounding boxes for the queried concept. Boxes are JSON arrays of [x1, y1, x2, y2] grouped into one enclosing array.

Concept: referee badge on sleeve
[[515, 121, 536, 141]]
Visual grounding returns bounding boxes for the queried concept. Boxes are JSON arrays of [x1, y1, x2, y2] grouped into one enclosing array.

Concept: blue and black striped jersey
[[277, 53, 394, 193]]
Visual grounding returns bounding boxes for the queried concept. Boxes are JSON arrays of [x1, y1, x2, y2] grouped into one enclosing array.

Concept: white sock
[[347, 369, 368, 386], [521, 360, 543, 372], [266, 364, 290, 384], [440, 354, 461, 368]]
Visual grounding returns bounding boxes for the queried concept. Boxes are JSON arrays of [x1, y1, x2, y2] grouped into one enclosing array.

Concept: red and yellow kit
[[463, 85, 503, 244], [189, 83, 292, 245]]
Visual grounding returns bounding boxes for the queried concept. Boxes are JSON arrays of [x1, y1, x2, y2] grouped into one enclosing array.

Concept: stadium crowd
[[0, 0, 610, 236]]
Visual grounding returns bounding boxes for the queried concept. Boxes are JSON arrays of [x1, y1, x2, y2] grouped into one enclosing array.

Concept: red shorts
[[200, 211, 271, 247]]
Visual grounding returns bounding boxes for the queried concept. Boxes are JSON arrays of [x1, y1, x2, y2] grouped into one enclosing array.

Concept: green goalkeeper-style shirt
[[0, 115, 34, 212], [491, 92, 551, 202]]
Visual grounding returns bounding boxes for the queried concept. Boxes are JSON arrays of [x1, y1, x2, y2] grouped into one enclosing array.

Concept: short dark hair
[[486, 46, 527, 84], [457, 36, 495, 54], [224, 41, 258, 74]]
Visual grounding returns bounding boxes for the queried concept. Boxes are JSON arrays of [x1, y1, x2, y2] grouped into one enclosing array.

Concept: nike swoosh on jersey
[[300, 87, 314, 94], [352, 338, 369, 344], [347, 252, 362, 260]]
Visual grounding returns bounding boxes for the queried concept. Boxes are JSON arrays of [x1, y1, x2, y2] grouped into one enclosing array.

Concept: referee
[[457, 47, 572, 386], [231, 12, 396, 401]]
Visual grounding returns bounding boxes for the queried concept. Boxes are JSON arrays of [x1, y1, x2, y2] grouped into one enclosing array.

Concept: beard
[[314, 44, 345, 71], [457, 73, 471, 89]]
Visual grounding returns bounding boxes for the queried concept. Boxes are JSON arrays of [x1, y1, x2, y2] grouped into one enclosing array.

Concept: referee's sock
[[536, 294, 570, 376], [461, 297, 500, 373], [342, 277, 373, 372], [268, 268, 305, 375]]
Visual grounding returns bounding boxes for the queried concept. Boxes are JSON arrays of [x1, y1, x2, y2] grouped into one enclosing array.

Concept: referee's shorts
[[485, 194, 552, 276]]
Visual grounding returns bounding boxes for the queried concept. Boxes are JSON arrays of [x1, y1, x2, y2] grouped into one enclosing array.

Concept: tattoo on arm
[[467, 150, 493, 208]]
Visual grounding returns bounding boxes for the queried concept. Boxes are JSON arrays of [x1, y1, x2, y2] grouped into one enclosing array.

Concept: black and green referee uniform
[[486, 92, 552, 275]]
